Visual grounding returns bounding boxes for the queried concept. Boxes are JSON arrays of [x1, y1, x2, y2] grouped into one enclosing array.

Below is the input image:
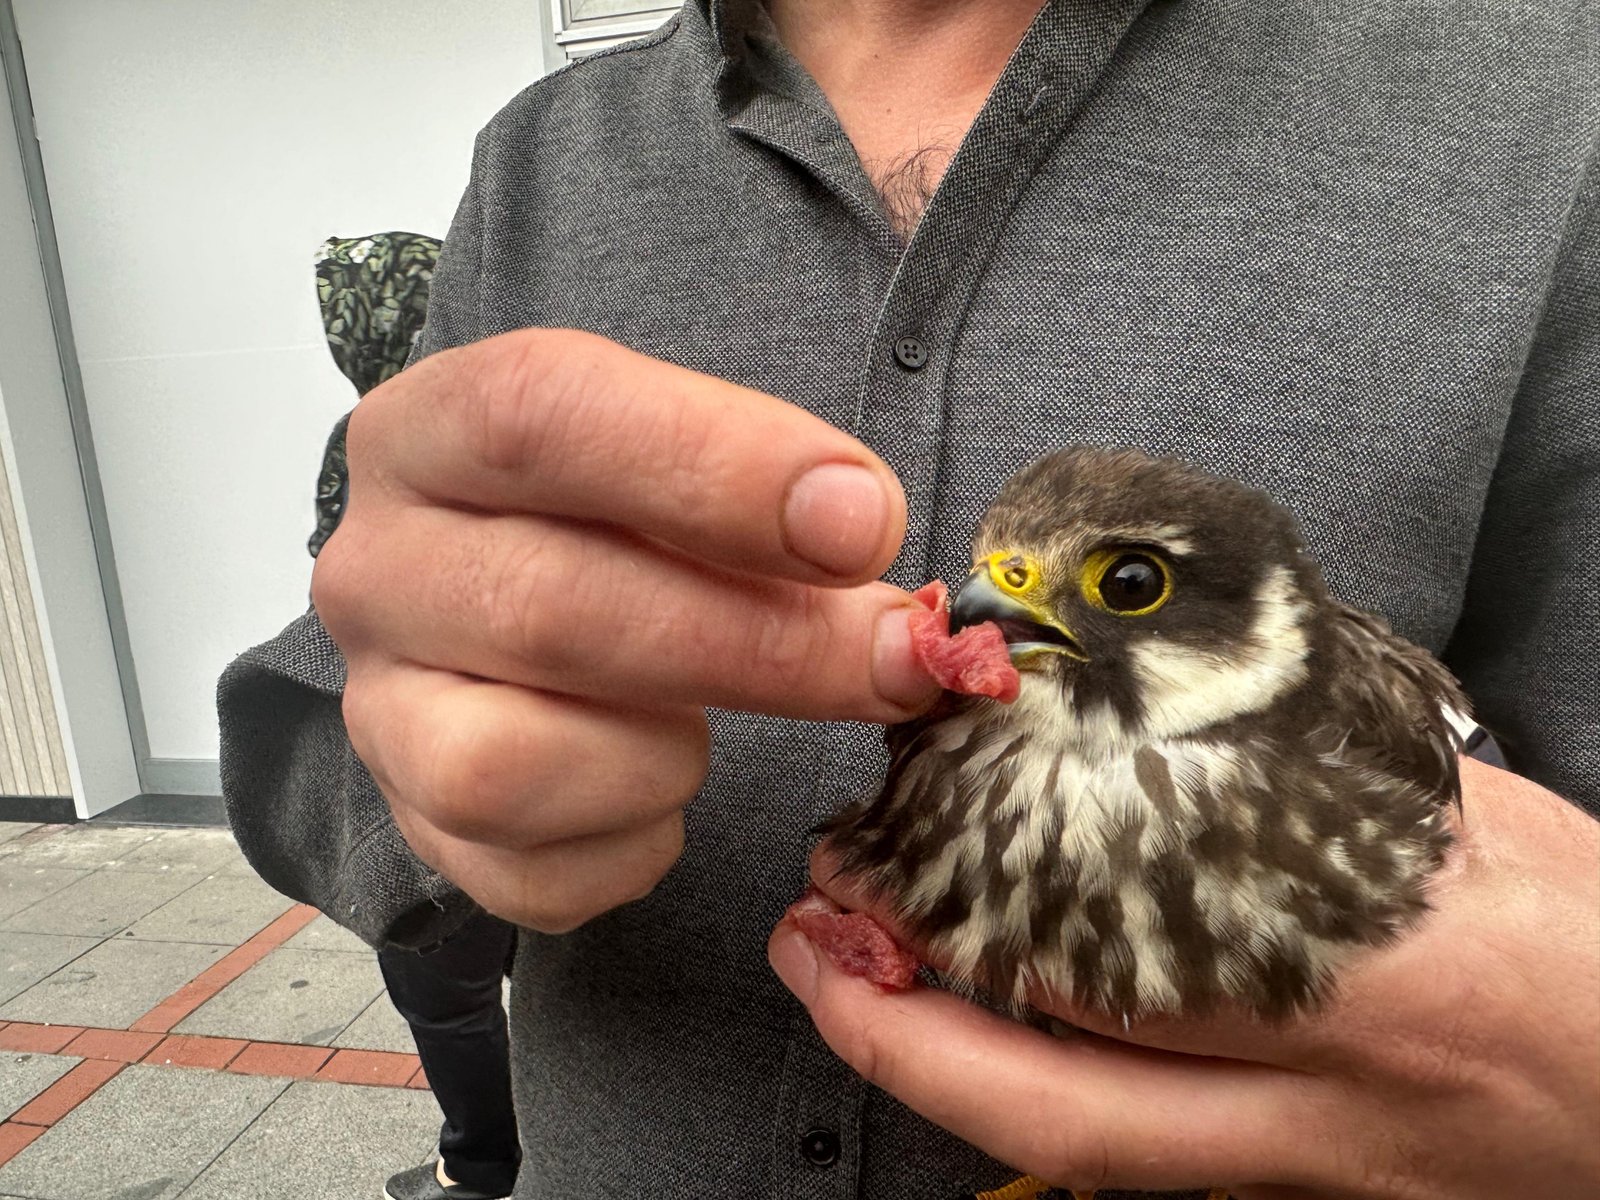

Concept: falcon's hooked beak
[[951, 553, 1088, 664]]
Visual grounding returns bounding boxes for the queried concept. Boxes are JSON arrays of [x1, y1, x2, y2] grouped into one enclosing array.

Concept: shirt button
[[893, 336, 929, 371], [799, 1127, 840, 1167]]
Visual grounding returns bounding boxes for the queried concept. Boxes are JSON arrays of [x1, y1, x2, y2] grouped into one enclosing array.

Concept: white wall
[[13, 0, 552, 765], [0, 47, 140, 817]]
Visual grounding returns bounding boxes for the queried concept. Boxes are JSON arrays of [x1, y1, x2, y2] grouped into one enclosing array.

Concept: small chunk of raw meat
[[908, 580, 1021, 703], [784, 888, 920, 991]]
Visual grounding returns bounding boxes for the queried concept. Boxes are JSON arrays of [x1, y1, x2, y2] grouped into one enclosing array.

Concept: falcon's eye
[[1082, 549, 1173, 616]]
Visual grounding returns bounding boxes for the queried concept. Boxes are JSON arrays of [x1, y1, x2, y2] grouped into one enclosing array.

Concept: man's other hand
[[771, 758, 1600, 1198], [313, 329, 938, 933]]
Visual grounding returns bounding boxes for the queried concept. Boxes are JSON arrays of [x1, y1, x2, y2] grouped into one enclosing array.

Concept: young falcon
[[822, 446, 1468, 1022]]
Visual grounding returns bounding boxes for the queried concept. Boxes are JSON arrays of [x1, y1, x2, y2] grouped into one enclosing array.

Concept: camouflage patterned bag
[[308, 232, 441, 557]]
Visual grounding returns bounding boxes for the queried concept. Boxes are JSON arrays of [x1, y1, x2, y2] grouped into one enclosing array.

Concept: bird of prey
[[822, 445, 1467, 1025]]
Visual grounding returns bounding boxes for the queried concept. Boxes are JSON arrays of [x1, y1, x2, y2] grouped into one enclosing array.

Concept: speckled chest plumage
[[824, 448, 1465, 1021]]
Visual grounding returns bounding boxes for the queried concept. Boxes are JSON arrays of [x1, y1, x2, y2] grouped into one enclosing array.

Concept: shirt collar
[[700, 0, 763, 59]]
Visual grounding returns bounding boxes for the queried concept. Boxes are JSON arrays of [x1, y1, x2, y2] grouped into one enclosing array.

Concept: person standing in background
[[310, 235, 521, 1200]]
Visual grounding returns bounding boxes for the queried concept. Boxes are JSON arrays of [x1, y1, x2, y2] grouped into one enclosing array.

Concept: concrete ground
[[0, 819, 451, 1200]]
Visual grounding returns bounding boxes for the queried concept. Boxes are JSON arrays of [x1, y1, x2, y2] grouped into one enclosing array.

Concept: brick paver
[[0, 1121, 46, 1168], [314, 1048, 420, 1088], [10, 1059, 124, 1125], [0, 1022, 84, 1054], [131, 903, 320, 1034], [61, 1027, 164, 1062], [0, 823, 441, 1196], [145, 1033, 249, 1070], [226, 1041, 334, 1079]]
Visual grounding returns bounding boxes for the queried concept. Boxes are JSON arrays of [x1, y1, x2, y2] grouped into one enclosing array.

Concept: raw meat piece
[[784, 888, 920, 991], [907, 580, 1021, 703]]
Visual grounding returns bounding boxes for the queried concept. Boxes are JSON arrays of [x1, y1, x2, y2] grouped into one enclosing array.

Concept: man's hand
[[313, 329, 938, 933], [770, 758, 1600, 1198]]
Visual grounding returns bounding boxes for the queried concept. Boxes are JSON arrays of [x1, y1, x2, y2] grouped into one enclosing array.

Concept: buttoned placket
[[713, 1, 1158, 1195]]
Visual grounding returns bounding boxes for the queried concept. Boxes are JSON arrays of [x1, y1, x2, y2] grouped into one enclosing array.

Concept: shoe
[[383, 1161, 509, 1200]]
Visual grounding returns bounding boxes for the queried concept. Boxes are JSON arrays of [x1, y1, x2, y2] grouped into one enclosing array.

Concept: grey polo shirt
[[219, 2, 1599, 1196]]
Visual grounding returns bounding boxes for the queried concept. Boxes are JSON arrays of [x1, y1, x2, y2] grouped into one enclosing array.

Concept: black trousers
[[379, 911, 521, 1195]]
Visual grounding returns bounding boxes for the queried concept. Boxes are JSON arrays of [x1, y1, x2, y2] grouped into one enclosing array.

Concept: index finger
[[353, 328, 907, 585]]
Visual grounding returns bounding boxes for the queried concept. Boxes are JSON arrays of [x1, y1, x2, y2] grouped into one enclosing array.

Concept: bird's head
[[953, 446, 1328, 742]]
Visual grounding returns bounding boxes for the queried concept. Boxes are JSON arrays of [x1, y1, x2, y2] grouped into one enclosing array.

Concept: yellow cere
[[984, 551, 1046, 599]]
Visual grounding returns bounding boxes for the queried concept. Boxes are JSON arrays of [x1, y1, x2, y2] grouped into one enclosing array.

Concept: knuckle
[[589, 818, 687, 914], [644, 712, 711, 809], [468, 520, 591, 681], [1406, 1025, 1492, 1101], [415, 713, 537, 843], [832, 1007, 888, 1089], [486, 809, 687, 935], [743, 585, 832, 697], [338, 672, 388, 769], [342, 394, 381, 481], [630, 815, 687, 898], [479, 535, 546, 649], [309, 529, 363, 633], [646, 396, 720, 519], [432, 521, 527, 663], [308, 498, 401, 653], [474, 330, 594, 475], [509, 871, 634, 936], [510, 893, 599, 936]]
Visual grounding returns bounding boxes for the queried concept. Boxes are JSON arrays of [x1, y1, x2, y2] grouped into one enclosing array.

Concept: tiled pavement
[[0, 820, 446, 1199]]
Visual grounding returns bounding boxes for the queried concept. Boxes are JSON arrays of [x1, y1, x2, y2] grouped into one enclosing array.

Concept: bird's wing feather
[[1324, 604, 1469, 808]]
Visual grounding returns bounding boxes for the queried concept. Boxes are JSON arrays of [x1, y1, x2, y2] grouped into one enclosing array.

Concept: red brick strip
[[0, 1122, 46, 1167], [0, 1023, 423, 1092], [315, 1049, 421, 1088], [0, 833, 429, 1171], [130, 903, 320, 1034], [11, 1059, 124, 1126], [225, 1040, 334, 1078], [0, 1024, 84, 1054], [0, 996, 426, 1166], [60, 1028, 164, 1062], [145, 1034, 248, 1070]]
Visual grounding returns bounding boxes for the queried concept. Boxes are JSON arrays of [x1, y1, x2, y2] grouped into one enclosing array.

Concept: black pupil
[[1102, 555, 1162, 611]]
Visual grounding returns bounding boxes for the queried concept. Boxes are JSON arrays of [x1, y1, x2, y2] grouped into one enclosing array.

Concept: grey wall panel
[[0, 438, 70, 798], [0, 0, 141, 815]]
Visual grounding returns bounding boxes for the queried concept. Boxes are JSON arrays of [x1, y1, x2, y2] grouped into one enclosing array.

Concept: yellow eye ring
[[1081, 548, 1172, 616]]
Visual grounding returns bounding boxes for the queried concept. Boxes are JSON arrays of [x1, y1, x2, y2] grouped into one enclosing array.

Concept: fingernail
[[783, 463, 890, 577], [769, 925, 820, 1005], [873, 606, 941, 713]]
